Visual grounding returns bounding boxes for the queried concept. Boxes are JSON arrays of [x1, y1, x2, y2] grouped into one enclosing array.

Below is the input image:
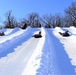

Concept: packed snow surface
[[0, 26, 76, 75]]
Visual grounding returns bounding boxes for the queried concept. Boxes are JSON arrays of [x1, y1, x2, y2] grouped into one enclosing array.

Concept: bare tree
[[27, 13, 41, 27], [41, 14, 63, 28], [4, 10, 18, 28], [41, 14, 53, 28], [54, 14, 64, 27], [65, 2, 76, 26], [19, 18, 29, 29]]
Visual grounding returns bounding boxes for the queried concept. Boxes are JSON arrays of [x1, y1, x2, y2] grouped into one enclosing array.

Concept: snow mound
[[0, 29, 25, 44], [68, 26, 76, 35], [6, 28, 21, 35]]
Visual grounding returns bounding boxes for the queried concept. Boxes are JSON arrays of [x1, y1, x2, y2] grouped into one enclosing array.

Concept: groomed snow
[[0, 26, 76, 75], [21, 27, 46, 75], [0, 28, 25, 43], [53, 26, 76, 73]]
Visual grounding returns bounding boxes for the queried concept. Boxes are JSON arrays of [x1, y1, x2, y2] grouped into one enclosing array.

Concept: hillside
[[0, 26, 76, 75]]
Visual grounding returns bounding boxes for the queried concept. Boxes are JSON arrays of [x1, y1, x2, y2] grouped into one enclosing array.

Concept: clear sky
[[0, 0, 76, 25]]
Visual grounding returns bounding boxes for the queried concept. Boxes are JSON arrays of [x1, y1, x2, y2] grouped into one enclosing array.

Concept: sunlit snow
[[0, 26, 76, 75]]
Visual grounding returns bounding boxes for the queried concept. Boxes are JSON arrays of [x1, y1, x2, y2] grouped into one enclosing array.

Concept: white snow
[[68, 26, 76, 35], [54, 27, 76, 74], [0, 38, 39, 75], [0, 28, 25, 43], [0, 26, 76, 75], [53, 27, 76, 73], [21, 27, 46, 75]]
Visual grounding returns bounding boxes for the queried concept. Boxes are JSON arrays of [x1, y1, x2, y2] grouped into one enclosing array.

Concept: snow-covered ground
[[0, 26, 76, 75]]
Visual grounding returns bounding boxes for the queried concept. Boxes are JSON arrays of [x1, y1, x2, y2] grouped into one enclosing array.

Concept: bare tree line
[[0, 2, 76, 29]]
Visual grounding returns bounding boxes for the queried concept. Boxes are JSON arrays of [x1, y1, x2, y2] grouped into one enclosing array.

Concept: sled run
[[0, 26, 76, 75]]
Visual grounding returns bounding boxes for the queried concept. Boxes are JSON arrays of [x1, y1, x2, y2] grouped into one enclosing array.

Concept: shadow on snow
[[0, 27, 39, 58], [36, 28, 76, 75]]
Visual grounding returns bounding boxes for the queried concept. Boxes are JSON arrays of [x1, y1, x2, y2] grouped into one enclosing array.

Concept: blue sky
[[0, 0, 75, 25]]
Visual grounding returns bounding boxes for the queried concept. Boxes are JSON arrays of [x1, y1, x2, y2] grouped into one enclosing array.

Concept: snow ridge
[[53, 27, 76, 74], [21, 27, 46, 75]]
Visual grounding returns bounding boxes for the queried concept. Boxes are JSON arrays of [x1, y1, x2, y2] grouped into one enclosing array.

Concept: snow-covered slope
[[0, 27, 40, 57], [0, 26, 76, 75]]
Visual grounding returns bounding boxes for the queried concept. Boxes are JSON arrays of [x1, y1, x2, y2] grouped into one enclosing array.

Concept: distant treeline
[[0, 2, 76, 29]]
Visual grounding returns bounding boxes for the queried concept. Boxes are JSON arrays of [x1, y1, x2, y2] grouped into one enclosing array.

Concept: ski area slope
[[0, 27, 39, 58], [0, 38, 40, 75], [0, 26, 76, 75]]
